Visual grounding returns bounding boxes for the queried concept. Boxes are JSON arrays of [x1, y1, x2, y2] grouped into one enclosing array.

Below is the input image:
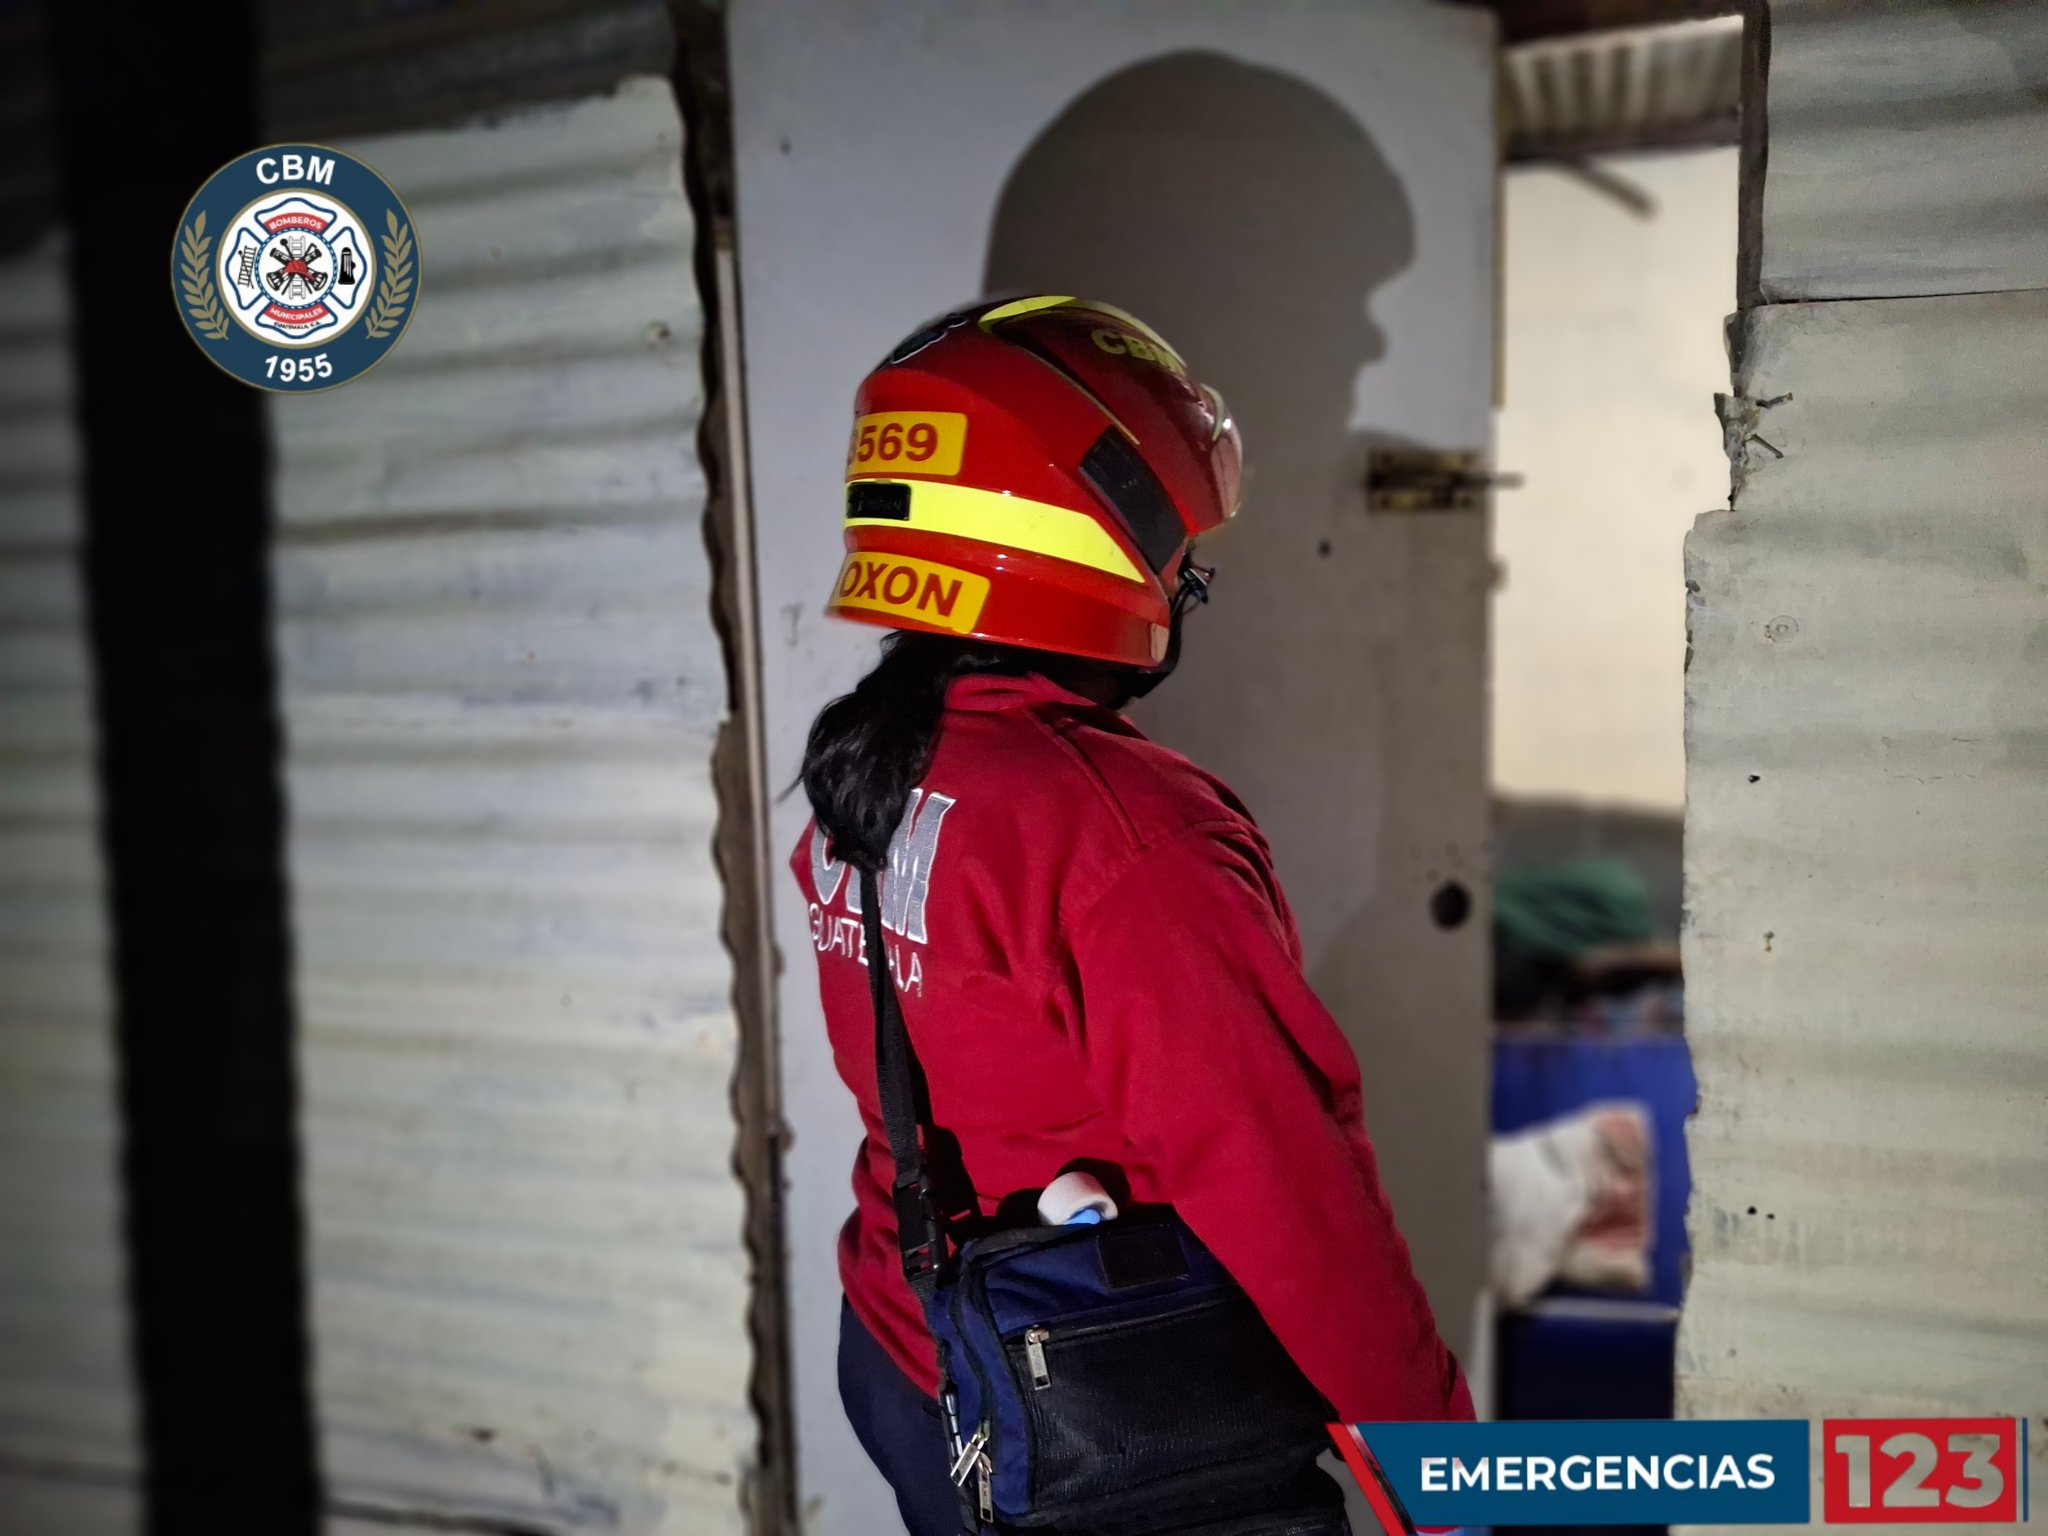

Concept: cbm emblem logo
[[222, 194, 369, 342], [172, 145, 418, 391]]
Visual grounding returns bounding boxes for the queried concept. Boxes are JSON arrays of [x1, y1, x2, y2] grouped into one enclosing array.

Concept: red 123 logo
[[1823, 1418, 2024, 1523]]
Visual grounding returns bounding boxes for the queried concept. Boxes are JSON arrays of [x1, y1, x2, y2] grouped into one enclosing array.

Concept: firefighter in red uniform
[[796, 298, 1472, 1535]]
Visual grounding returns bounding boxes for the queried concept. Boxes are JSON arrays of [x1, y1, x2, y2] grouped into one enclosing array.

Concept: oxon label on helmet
[[831, 553, 989, 635]]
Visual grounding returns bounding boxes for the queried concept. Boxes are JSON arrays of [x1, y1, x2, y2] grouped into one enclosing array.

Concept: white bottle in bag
[[1037, 1170, 1119, 1227]]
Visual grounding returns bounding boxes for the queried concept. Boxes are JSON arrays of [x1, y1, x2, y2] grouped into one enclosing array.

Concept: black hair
[[801, 631, 1117, 871]]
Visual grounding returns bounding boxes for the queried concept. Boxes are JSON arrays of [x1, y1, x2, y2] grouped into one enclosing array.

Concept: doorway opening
[[1485, 10, 1740, 1494]]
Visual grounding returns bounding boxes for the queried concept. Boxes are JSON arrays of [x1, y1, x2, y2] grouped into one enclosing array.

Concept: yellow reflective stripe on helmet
[[847, 480, 1144, 582], [978, 294, 1075, 328]]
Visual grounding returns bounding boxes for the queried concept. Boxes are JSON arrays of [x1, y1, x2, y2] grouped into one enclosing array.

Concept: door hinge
[[1366, 448, 1519, 513]]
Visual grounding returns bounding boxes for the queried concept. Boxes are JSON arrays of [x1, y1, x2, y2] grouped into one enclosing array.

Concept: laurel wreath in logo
[[178, 212, 232, 341], [364, 210, 415, 339]]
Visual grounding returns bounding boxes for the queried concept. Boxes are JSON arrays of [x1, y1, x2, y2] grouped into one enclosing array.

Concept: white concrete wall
[[1680, 1, 2048, 1521], [1683, 286, 2048, 1513], [1494, 149, 1737, 813]]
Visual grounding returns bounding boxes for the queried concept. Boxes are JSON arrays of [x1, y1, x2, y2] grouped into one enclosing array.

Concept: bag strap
[[862, 873, 986, 1535], [860, 867, 948, 1301]]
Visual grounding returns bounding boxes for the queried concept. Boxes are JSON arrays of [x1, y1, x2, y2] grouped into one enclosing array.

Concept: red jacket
[[794, 671, 1472, 1423]]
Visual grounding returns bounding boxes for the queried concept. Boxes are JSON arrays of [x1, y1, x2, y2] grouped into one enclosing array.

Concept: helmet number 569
[[850, 412, 966, 477]]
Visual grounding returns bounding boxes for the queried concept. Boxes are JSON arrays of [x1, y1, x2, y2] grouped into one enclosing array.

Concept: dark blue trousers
[[838, 1297, 965, 1536]]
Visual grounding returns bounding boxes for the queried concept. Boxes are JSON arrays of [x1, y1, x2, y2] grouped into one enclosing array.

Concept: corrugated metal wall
[[0, 7, 759, 1534], [0, 5, 142, 1525], [266, 78, 753, 1534], [0, 244, 142, 1533], [1680, 0, 2048, 1521], [1752, 1, 2048, 301], [261, 0, 673, 140]]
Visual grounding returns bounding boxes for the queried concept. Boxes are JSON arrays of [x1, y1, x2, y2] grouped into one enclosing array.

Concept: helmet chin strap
[[1125, 559, 1215, 700]]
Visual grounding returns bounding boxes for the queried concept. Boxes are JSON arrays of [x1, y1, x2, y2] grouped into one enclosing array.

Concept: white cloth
[[1488, 1101, 1653, 1307]]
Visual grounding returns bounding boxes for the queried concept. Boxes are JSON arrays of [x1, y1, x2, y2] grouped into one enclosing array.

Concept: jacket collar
[[945, 671, 1120, 718]]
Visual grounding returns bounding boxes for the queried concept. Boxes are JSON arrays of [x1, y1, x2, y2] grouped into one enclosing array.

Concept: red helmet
[[826, 296, 1240, 668]]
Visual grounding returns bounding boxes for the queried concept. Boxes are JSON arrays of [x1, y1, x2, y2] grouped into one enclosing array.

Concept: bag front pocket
[[1003, 1291, 1331, 1518]]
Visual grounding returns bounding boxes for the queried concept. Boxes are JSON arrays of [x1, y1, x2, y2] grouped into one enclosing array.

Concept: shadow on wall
[[982, 50, 1417, 958], [980, 55, 1493, 1351]]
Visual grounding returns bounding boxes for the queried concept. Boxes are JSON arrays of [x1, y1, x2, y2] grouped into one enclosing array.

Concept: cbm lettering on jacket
[[793, 672, 1473, 1424]]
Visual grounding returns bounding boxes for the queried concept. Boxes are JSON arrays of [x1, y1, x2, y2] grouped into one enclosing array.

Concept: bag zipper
[[1010, 1291, 1232, 1383], [1023, 1326, 1051, 1390], [1031, 1292, 1230, 1341], [950, 1272, 1005, 1516], [947, 1421, 995, 1528], [949, 1422, 990, 1487]]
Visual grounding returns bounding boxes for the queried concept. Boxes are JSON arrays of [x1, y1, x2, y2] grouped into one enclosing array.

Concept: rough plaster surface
[[1680, 289, 2048, 1525]]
